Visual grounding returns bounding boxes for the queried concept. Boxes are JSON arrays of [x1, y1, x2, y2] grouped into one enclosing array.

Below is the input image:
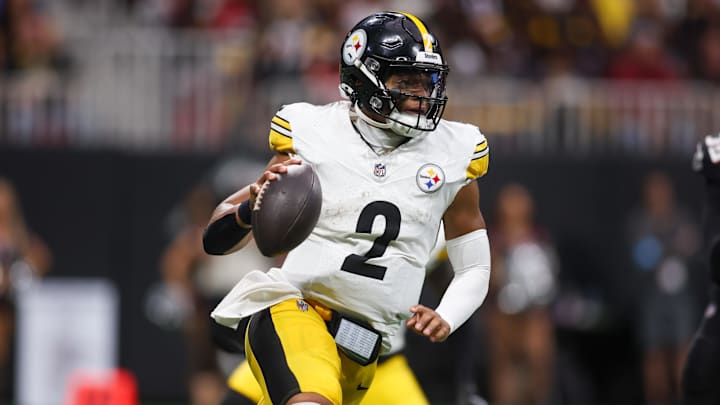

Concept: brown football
[[251, 162, 322, 257]]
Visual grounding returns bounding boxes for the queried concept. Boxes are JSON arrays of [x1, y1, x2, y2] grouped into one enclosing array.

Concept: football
[[251, 162, 322, 257]]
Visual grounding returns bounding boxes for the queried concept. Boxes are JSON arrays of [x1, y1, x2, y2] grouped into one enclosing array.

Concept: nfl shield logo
[[374, 163, 387, 177]]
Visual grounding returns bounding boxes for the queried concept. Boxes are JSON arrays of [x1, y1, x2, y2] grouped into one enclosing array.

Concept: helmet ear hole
[[366, 58, 381, 72]]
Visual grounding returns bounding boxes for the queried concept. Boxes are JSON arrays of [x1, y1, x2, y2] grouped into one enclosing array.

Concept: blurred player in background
[[156, 159, 275, 405], [485, 183, 558, 405], [0, 178, 52, 398], [682, 132, 720, 405], [202, 11, 492, 405], [626, 170, 701, 404]]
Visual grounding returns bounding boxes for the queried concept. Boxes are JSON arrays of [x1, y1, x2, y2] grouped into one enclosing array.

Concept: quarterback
[[203, 11, 491, 405]]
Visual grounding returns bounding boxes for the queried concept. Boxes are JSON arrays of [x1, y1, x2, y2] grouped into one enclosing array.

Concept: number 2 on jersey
[[340, 201, 401, 280]]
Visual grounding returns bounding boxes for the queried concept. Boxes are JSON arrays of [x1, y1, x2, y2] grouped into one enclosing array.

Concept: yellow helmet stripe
[[399, 12, 433, 53]]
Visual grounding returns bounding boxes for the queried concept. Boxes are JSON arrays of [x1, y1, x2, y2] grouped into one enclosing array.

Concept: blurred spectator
[[4, 0, 71, 74], [625, 170, 702, 404], [590, 0, 636, 49], [669, 0, 720, 82], [485, 183, 558, 405], [136, 0, 199, 28], [203, 0, 256, 30], [607, 19, 683, 80], [154, 159, 275, 405], [695, 25, 720, 83], [2, 0, 73, 146], [299, 22, 340, 103], [253, 0, 312, 80], [157, 181, 224, 405], [0, 178, 52, 398]]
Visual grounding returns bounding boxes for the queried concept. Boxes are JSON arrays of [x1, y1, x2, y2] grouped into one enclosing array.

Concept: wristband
[[237, 200, 252, 227]]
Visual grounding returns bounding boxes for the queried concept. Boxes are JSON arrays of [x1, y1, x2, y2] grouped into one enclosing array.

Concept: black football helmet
[[339, 12, 449, 137]]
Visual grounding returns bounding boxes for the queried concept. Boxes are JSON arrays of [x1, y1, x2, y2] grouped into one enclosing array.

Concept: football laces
[[254, 179, 271, 211]]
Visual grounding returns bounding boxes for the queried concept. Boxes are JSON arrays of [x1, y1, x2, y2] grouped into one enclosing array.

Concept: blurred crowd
[[3, 0, 720, 151], [5, 0, 720, 81]]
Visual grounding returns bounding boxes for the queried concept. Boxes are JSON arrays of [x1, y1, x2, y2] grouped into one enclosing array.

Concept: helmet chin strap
[[387, 111, 428, 138], [355, 103, 393, 130], [352, 104, 408, 153], [355, 102, 426, 138]]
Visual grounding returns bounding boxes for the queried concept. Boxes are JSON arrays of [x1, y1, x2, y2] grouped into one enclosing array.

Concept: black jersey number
[[340, 201, 401, 280]]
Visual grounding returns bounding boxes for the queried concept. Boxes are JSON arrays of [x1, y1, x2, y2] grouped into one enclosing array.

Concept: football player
[[203, 11, 491, 405], [682, 132, 720, 405]]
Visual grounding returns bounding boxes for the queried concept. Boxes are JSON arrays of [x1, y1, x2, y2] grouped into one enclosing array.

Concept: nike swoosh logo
[[357, 383, 369, 391]]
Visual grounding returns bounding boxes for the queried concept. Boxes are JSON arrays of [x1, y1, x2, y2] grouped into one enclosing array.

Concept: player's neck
[[351, 113, 407, 155]]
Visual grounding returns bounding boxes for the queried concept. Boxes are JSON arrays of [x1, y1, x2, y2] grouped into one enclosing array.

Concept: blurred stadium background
[[1, 0, 718, 404]]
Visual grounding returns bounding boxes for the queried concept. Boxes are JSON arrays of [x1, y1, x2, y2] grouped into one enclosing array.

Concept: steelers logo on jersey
[[416, 163, 445, 193], [343, 29, 367, 65]]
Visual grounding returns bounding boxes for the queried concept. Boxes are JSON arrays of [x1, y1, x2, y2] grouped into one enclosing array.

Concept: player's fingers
[[267, 164, 285, 175], [248, 183, 260, 205], [411, 308, 434, 333], [406, 312, 424, 333], [269, 158, 301, 173], [422, 317, 444, 337], [429, 322, 450, 343], [282, 158, 302, 166]]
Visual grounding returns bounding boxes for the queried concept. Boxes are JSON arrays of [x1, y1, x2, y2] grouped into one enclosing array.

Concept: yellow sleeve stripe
[[472, 146, 489, 160], [271, 115, 291, 131], [270, 121, 292, 138], [474, 140, 487, 153], [269, 128, 294, 153], [398, 12, 433, 53], [466, 152, 489, 180]]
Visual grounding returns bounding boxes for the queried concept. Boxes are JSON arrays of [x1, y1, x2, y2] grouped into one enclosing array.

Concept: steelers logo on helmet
[[416, 163, 445, 193], [342, 29, 367, 65]]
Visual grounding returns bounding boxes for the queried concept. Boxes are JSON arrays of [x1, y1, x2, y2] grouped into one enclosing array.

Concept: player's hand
[[249, 158, 302, 208], [407, 304, 451, 343]]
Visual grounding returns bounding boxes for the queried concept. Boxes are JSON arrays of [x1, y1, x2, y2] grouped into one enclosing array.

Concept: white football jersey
[[212, 101, 488, 352]]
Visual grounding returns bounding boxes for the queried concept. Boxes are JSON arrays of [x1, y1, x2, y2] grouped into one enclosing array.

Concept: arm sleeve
[[202, 210, 251, 255], [434, 228, 491, 333]]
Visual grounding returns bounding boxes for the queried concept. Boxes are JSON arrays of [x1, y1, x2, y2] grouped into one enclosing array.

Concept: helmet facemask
[[382, 64, 448, 137], [346, 60, 448, 137]]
